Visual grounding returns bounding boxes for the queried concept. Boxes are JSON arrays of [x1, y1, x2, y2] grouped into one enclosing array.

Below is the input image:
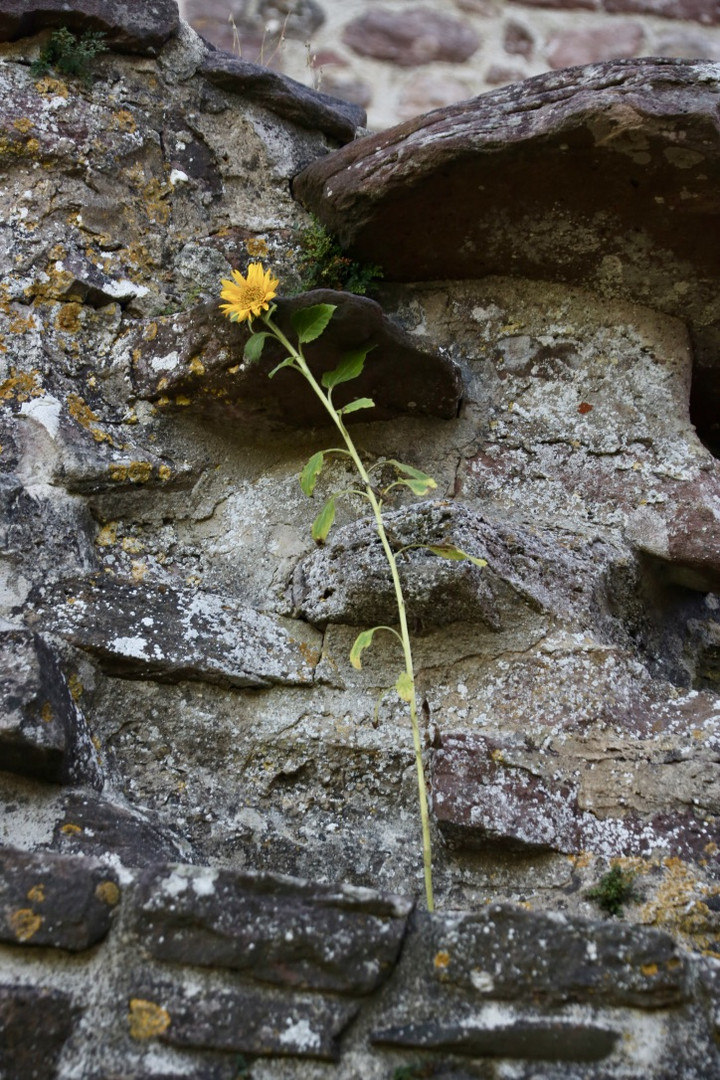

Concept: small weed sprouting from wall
[[31, 27, 108, 84], [587, 865, 640, 917], [297, 215, 383, 295], [219, 263, 486, 910]]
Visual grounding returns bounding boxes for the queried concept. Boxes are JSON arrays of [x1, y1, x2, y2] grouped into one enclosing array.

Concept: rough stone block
[[0, 0, 181, 54], [52, 792, 186, 866], [128, 984, 358, 1060], [26, 577, 321, 689], [130, 291, 462, 428], [0, 628, 102, 787], [133, 863, 412, 994], [0, 847, 120, 950], [342, 9, 480, 66], [0, 985, 79, 1080]]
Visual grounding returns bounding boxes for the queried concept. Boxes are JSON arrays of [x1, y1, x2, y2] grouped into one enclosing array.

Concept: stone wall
[[180, 0, 720, 129], [1, 2, 720, 1078]]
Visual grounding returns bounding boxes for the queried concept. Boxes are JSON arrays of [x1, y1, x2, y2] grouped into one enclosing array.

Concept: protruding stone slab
[[26, 577, 321, 689], [0, 847, 119, 950], [128, 984, 358, 1060], [52, 793, 186, 866], [0, 629, 102, 787], [0, 985, 79, 1080], [0, 0, 181, 55], [133, 863, 412, 994], [294, 59, 720, 404], [130, 292, 462, 428], [200, 52, 366, 144]]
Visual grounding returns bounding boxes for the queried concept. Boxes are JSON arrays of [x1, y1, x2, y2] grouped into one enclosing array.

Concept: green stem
[[263, 315, 435, 911]]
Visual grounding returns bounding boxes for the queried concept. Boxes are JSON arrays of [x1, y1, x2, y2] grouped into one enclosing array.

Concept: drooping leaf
[[267, 356, 295, 379], [244, 332, 271, 363], [300, 451, 325, 497], [338, 397, 375, 416], [350, 626, 382, 670], [401, 477, 437, 497], [311, 495, 336, 543], [395, 670, 415, 703], [386, 459, 437, 489], [427, 543, 488, 568], [321, 346, 374, 390], [292, 303, 336, 344]]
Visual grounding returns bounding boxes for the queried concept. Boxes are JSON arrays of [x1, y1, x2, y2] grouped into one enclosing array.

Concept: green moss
[[587, 865, 640, 917], [31, 27, 108, 84], [297, 215, 383, 295]]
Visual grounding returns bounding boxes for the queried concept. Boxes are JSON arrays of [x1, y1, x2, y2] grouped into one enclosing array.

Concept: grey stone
[[131, 982, 358, 1060], [130, 291, 462, 428], [0, 628, 102, 787], [52, 792, 187, 866], [0, 846, 119, 950], [133, 863, 412, 994], [0, 0, 181, 55], [0, 985, 79, 1080], [25, 576, 321, 689], [200, 52, 365, 144]]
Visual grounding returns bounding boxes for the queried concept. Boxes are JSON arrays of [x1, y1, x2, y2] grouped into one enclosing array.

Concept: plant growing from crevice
[[297, 214, 383, 295], [31, 27, 108, 84], [587, 864, 639, 917], [219, 263, 486, 911]]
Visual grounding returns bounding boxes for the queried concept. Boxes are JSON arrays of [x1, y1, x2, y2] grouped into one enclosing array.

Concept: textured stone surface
[[546, 22, 645, 68], [0, 985, 79, 1080], [133, 863, 412, 994], [51, 792, 187, 866], [130, 983, 358, 1059], [0, 0, 181, 54], [0, 629, 101, 786], [26, 576, 321, 689], [0, 847, 119, 950], [293, 59, 720, 389], [199, 51, 365, 143], [130, 290, 462, 427]]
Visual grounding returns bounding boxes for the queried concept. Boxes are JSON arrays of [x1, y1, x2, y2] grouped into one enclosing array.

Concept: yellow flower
[[219, 262, 279, 323]]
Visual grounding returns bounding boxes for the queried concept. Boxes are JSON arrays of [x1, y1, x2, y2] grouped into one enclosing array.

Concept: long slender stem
[[264, 315, 435, 911]]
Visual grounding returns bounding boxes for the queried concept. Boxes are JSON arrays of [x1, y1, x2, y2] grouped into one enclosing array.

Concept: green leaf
[[267, 356, 295, 379], [350, 626, 382, 670], [292, 304, 336, 344], [401, 477, 437, 497], [427, 543, 488, 568], [244, 332, 271, 363], [311, 495, 336, 543], [321, 346, 374, 389], [386, 459, 437, 490], [300, 451, 325, 497], [338, 397, 375, 416], [395, 670, 415, 703]]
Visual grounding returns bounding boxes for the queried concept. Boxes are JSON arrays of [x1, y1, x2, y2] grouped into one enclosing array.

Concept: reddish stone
[[485, 64, 527, 86], [656, 31, 720, 60], [397, 74, 474, 120], [546, 23, 645, 69], [343, 8, 479, 67], [603, 0, 720, 25], [504, 21, 535, 58], [508, 0, 599, 8]]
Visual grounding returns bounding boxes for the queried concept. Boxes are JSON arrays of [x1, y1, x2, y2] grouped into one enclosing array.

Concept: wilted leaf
[[401, 477, 437, 496], [311, 495, 336, 543], [395, 670, 415, 703], [350, 626, 383, 670], [339, 397, 375, 416], [244, 332, 270, 363], [292, 303, 336, 344], [321, 346, 374, 390], [300, 451, 324, 496], [386, 459, 437, 489], [427, 543, 487, 567]]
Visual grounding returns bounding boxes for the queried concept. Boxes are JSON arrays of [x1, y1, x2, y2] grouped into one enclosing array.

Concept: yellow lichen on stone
[[26, 884, 45, 903], [34, 77, 69, 97], [95, 880, 120, 906], [128, 999, 171, 1039], [174, 396, 191, 406], [434, 950, 451, 969], [40, 702, 53, 724], [121, 536, 143, 554], [60, 823, 82, 835], [67, 394, 114, 444], [131, 561, 148, 582], [189, 356, 205, 375], [9, 908, 44, 942], [0, 370, 44, 403], [158, 464, 172, 482], [127, 461, 153, 483], [96, 522, 118, 547], [67, 673, 84, 701], [246, 237, 269, 258], [143, 322, 158, 341], [639, 856, 720, 951], [55, 303, 83, 334], [12, 118, 34, 134], [111, 109, 136, 133]]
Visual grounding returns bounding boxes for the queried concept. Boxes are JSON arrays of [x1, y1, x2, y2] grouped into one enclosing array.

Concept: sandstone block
[[343, 9, 480, 67]]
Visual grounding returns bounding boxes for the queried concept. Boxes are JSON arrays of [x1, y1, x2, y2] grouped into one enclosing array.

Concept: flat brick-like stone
[[0, 985, 79, 1080], [133, 863, 412, 994], [0, 0, 180, 54], [26, 577, 321, 690], [129, 984, 358, 1060], [0, 847, 119, 951], [546, 23, 645, 69], [603, 0, 720, 24], [52, 793, 185, 867], [343, 9, 479, 66], [0, 629, 101, 787]]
